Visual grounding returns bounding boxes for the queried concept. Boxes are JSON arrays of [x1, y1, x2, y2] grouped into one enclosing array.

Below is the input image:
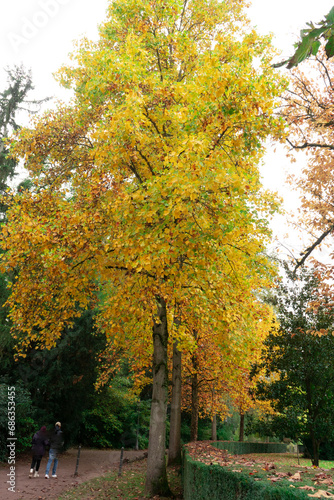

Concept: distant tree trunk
[[190, 331, 199, 442], [310, 429, 320, 467], [211, 414, 217, 441], [168, 341, 182, 465], [145, 296, 171, 496], [239, 412, 245, 442], [306, 378, 320, 467], [190, 371, 199, 441]]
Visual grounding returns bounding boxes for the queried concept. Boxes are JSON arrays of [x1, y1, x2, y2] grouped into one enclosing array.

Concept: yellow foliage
[[1, 0, 286, 402]]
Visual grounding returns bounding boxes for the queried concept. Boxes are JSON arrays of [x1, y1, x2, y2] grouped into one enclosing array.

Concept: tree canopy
[[1, 0, 287, 493]]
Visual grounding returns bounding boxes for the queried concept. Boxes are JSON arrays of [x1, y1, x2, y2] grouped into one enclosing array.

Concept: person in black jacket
[[45, 422, 64, 479], [29, 426, 49, 478]]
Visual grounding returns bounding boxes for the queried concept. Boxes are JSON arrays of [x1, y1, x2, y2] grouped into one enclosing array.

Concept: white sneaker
[[45, 474, 49, 479], [52, 474, 57, 478], [34, 471, 39, 477], [29, 469, 34, 478]]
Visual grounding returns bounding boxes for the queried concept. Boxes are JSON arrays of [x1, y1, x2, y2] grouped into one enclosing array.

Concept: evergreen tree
[[253, 263, 334, 466], [0, 65, 47, 213]]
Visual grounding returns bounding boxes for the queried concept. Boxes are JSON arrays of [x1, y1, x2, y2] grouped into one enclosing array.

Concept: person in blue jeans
[[45, 422, 64, 479]]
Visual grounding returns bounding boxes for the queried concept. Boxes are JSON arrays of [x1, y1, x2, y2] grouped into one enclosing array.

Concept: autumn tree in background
[[2, 0, 286, 494], [281, 48, 334, 266], [180, 303, 276, 442]]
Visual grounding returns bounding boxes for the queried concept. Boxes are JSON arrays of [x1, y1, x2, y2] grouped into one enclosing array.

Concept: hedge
[[183, 451, 308, 500]]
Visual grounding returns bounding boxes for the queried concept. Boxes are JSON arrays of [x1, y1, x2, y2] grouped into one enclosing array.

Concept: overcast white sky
[[1, 0, 334, 261]]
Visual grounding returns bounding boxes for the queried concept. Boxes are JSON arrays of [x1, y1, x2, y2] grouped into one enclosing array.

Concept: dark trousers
[[30, 455, 42, 471]]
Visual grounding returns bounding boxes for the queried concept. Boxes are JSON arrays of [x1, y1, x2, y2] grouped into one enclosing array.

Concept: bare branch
[[287, 138, 334, 151], [295, 224, 334, 270]]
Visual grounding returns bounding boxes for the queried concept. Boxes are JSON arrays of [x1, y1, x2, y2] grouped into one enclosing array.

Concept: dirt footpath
[[0, 448, 146, 500]]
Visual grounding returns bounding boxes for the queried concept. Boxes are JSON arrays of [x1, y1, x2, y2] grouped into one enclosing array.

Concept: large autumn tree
[[1, 0, 286, 494]]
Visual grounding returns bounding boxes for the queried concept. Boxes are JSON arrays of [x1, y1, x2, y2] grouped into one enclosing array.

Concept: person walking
[[45, 421, 64, 479], [29, 426, 49, 478]]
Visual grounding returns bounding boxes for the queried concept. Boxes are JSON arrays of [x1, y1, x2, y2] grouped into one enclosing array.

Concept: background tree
[[253, 263, 334, 466], [0, 65, 47, 214], [282, 48, 334, 267], [180, 303, 275, 442]]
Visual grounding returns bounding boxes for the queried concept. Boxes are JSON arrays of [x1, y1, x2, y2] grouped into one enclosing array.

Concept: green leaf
[[300, 28, 309, 38], [287, 35, 314, 69], [325, 34, 334, 58], [311, 40, 321, 56], [308, 27, 327, 39], [325, 6, 334, 24]]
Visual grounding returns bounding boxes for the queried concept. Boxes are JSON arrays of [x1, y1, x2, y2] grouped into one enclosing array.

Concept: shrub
[[0, 382, 36, 461], [183, 450, 308, 500]]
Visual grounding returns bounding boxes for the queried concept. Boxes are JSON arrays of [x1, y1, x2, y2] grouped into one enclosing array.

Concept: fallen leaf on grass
[[315, 474, 332, 480], [276, 472, 290, 478], [308, 491, 334, 498], [290, 472, 302, 481], [264, 462, 276, 471], [299, 486, 315, 491]]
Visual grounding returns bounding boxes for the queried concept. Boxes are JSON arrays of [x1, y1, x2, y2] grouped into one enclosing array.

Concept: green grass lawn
[[227, 453, 334, 497]]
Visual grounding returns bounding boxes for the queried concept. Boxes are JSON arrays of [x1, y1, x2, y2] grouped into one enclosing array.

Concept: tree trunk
[[239, 412, 245, 442], [311, 430, 320, 467], [190, 371, 199, 441], [145, 296, 171, 496], [211, 414, 217, 441], [168, 341, 182, 465], [306, 377, 320, 467]]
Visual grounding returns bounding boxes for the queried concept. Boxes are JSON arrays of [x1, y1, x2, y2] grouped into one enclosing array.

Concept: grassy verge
[[249, 453, 334, 469], [57, 458, 182, 500]]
